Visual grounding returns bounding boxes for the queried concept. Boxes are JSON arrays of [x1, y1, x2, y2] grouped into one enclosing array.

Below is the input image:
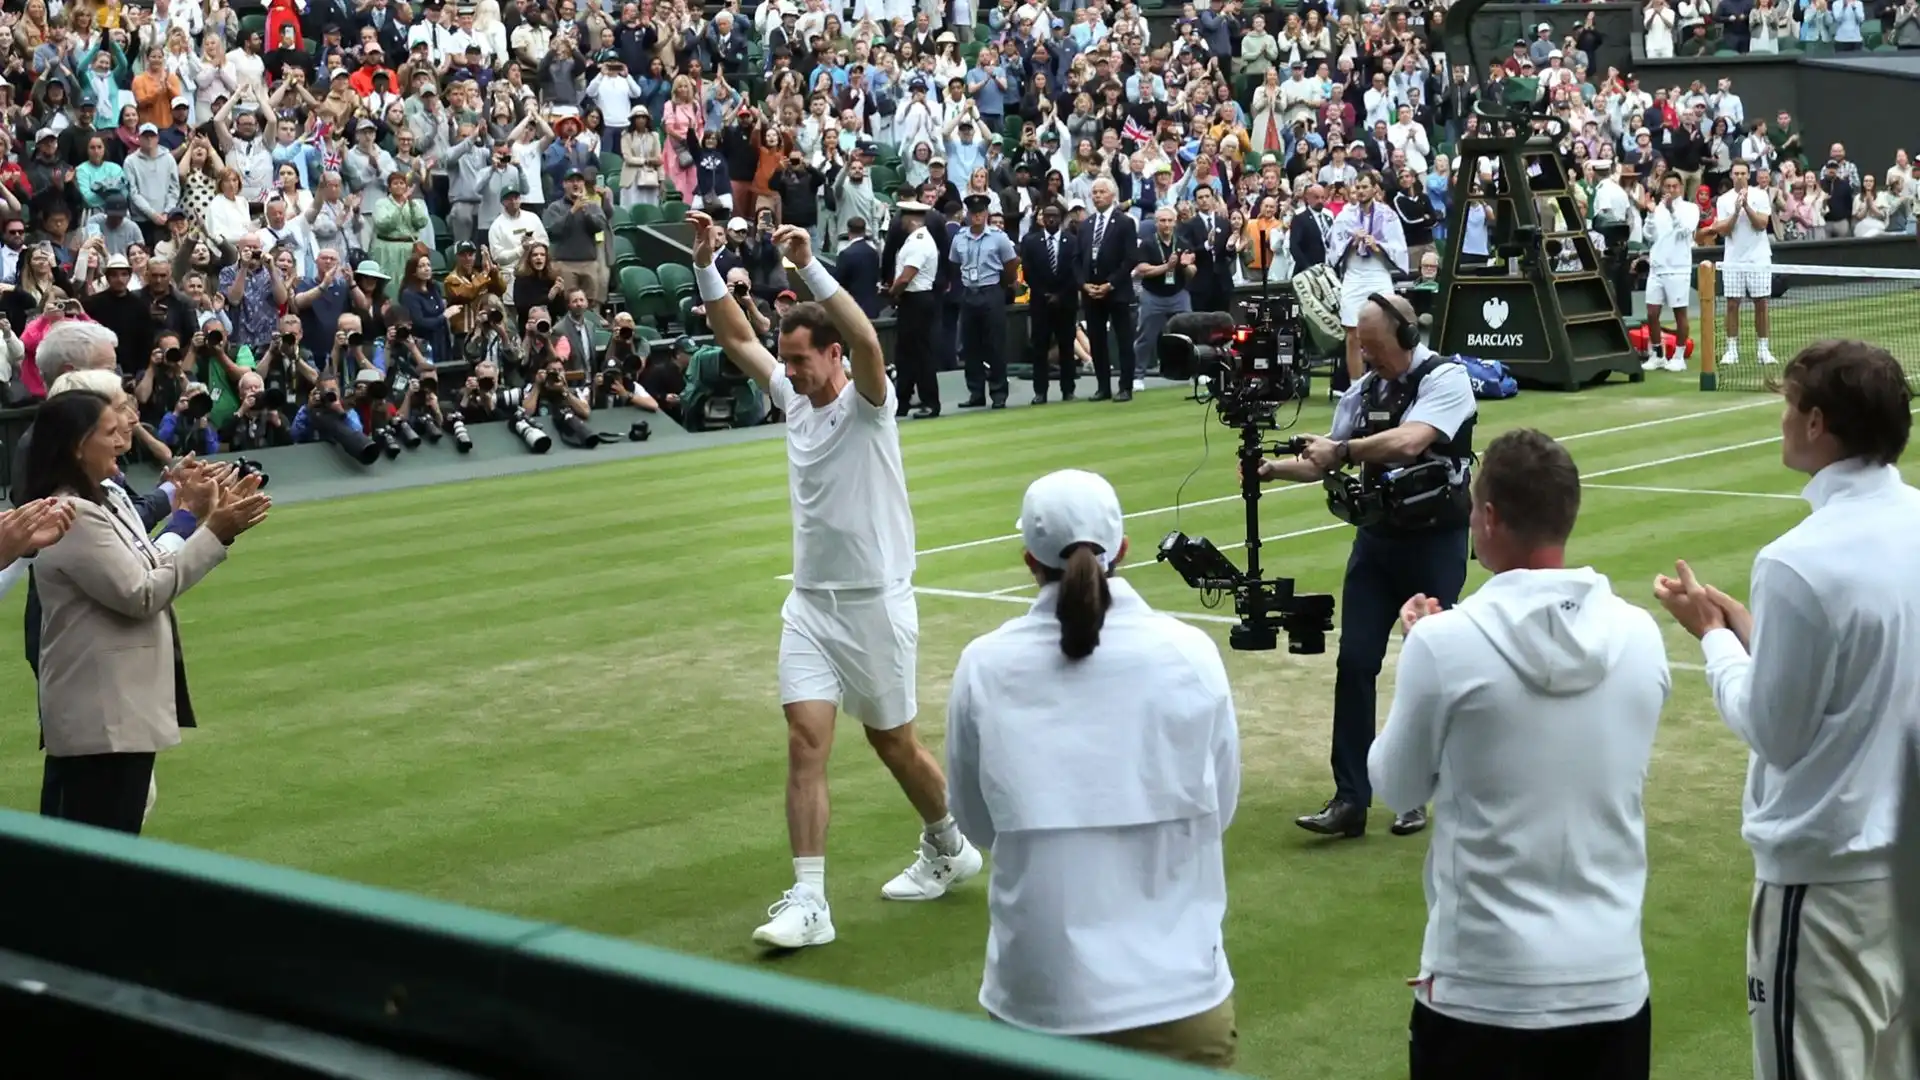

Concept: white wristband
[[695, 262, 729, 303], [796, 258, 840, 302]]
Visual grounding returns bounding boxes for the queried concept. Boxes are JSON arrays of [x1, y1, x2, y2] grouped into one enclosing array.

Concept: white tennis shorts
[[1645, 269, 1690, 309], [1722, 264, 1774, 301], [1339, 268, 1396, 329], [1747, 878, 1912, 1080], [778, 581, 919, 731]]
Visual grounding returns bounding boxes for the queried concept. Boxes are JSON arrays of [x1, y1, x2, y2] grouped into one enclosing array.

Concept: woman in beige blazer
[[20, 391, 270, 835]]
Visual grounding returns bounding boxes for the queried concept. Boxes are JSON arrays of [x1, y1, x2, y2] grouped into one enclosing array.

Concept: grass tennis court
[[0, 367, 1898, 1078]]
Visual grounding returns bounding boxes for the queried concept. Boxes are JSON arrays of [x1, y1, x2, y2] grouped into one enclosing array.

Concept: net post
[[1697, 261, 1718, 392]]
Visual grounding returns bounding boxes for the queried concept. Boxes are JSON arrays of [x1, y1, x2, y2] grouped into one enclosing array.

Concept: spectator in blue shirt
[[157, 382, 222, 455], [1832, 0, 1868, 46], [965, 48, 1011, 134], [291, 374, 365, 443]]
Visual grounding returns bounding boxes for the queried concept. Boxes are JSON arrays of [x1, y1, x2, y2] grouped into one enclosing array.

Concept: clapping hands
[[1653, 559, 1751, 645], [0, 498, 77, 566], [173, 458, 271, 544], [1399, 593, 1442, 635]]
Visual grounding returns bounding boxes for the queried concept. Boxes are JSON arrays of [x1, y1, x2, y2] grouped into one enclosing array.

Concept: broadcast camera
[[1152, 286, 1333, 652], [1157, 290, 1313, 430]]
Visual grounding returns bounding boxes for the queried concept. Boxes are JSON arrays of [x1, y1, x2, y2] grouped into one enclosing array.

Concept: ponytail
[[1055, 544, 1112, 660]]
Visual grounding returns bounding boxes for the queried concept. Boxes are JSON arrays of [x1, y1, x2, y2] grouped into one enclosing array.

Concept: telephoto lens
[[312, 410, 381, 466], [232, 456, 270, 488], [447, 414, 473, 453], [379, 427, 404, 459], [416, 414, 443, 443], [394, 419, 422, 449], [509, 410, 552, 454]]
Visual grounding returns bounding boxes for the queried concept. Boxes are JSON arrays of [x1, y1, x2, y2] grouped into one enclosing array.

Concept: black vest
[[1352, 354, 1475, 533]]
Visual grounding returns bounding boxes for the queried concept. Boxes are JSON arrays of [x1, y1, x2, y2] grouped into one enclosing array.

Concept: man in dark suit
[[1289, 183, 1334, 273], [1180, 186, 1236, 315], [1019, 202, 1079, 404], [833, 217, 884, 317], [1076, 177, 1138, 401]]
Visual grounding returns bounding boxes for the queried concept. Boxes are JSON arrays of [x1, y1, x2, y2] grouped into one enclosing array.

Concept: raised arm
[[770, 224, 888, 406], [687, 210, 776, 389]]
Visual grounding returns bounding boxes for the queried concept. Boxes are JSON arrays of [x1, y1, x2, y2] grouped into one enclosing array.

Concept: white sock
[[793, 857, 825, 898], [924, 814, 963, 857], [1759, 337, 1771, 351]]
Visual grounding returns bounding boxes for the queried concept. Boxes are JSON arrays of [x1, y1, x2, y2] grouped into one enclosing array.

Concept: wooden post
[[1697, 261, 1718, 392]]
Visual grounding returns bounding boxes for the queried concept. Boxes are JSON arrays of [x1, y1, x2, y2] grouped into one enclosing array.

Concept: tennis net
[[1698, 262, 1920, 392]]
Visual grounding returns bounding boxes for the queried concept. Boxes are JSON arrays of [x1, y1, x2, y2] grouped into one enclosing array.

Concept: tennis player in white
[[1655, 341, 1917, 1080], [688, 210, 983, 950], [1328, 171, 1409, 384], [1715, 162, 1777, 367], [1642, 172, 1698, 374]]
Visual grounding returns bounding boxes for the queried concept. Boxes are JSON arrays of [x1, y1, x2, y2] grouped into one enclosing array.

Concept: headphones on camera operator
[[1320, 294, 1475, 532]]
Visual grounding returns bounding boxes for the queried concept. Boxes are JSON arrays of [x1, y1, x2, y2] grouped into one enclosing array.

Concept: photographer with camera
[[519, 304, 568, 378], [1251, 292, 1474, 840], [291, 372, 380, 465], [156, 380, 221, 455], [591, 312, 663, 411], [638, 335, 694, 424], [133, 333, 189, 425], [520, 356, 592, 422], [218, 232, 290, 352], [222, 370, 292, 452], [454, 360, 516, 425], [254, 314, 319, 409], [463, 301, 526, 383]]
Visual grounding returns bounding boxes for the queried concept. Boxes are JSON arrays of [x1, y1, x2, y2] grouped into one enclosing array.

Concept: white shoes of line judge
[[751, 837, 985, 950]]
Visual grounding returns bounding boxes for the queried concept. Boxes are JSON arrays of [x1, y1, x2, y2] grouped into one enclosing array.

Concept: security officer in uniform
[[888, 200, 944, 418], [1253, 292, 1476, 839], [950, 192, 1019, 409]]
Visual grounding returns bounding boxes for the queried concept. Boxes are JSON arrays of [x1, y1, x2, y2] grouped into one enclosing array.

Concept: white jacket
[[1371, 568, 1668, 1028], [1701, 460, 1920, 885], [946, 579, 1238, 1036]]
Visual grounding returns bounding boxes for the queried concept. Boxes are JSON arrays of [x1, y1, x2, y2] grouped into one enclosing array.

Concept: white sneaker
[[1663, 356, 1688, 372], [1721, 349, 1740, 367], [1758, 345, 1779, 365], [1641, 353, 1665, 371], [1132, 378, 1147, 391], [881, 837, 984, 901], [752, 885, 835, 949]]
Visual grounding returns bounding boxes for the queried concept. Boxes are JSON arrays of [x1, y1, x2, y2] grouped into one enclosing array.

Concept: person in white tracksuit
[[1372, 428, 1668, 1080], [1656, 340, 1918, 1080]]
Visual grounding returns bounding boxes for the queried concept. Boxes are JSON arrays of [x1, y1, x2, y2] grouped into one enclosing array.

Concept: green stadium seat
[[870, 164, 900, 194], [619, 265, 662, 315], [657, 262, 695, 301], [1866, 29, 1884, 47], [240, 13, 267, 40], [599, 151, 623, 187], [428, 249, 448, 275], [629, 203, 663, 226], [592, 327, 611, 354], [678, 294, 708, 336], [430, 215, 451, 247], [635, 324, 662, 344], [659, 201, 688, 224], [613, 235, 640, 268]]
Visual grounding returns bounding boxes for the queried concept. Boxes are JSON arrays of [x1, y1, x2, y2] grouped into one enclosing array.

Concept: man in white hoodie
[[1371, 428, 1669, 1079], [1655, 339, 1919, 1080]]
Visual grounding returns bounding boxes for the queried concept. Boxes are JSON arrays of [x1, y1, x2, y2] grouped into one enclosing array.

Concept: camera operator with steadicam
[[1251, 292, 1475, 841]]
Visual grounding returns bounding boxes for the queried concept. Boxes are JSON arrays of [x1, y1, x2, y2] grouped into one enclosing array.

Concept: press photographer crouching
[[291, 373, 380, 465], [1251, 293, 1476, 840], [223, 371, 293, 452], [519, 357, 592, 451], [156, 381, 220, 456], [590, 312, 664, 412]]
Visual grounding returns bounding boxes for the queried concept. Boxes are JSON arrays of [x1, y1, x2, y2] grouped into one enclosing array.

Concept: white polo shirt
[[1716, 185, 1773, 266], [946, 579, 1240, 1035], [897, 226, 939, 292], [771, 372, 916, 590], [1647, 198, 1700, 273]]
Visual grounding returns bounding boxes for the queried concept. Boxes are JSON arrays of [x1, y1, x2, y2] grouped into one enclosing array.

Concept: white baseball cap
[[1017, 470, 1124, 570]]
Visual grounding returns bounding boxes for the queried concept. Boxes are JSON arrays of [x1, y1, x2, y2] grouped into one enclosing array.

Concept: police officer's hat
[[963, 193, 991, 214]]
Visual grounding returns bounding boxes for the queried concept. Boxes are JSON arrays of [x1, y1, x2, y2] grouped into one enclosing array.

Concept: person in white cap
[[945, 468, 1241, 1068], [688, 208, 983, 950]]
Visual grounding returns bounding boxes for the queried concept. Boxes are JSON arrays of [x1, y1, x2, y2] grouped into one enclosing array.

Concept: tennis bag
[[1453, 354, 1519, 400], [1292, 264, 1346, 355]]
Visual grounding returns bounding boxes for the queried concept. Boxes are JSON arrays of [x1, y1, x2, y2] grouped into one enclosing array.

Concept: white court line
[[774, 399, 1781, 581], [914, 586, 1709, 671], [1580, 435, 1783, 479], [1585, 483, 1801, 501]]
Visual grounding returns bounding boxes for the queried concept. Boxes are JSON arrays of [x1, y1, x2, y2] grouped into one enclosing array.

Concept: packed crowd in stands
[[0, 0, 1906, 455]]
